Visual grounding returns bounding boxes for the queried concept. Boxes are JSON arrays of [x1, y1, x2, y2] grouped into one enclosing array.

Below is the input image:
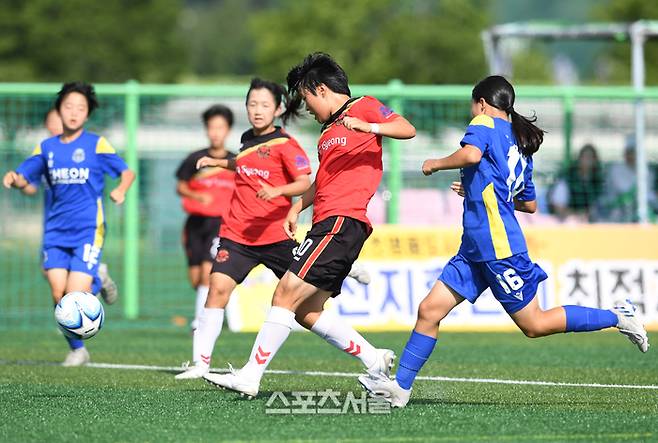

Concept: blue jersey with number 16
[[457, 115, 535, 262]]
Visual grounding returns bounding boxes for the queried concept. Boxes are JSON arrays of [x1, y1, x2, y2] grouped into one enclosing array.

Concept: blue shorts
[[439, 252, 548, 314], [42, 244, 103, 294]]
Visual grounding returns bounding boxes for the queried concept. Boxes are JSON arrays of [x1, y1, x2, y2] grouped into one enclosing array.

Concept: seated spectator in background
[[597, 136, 657, 223], [549, 143, 603, 221]]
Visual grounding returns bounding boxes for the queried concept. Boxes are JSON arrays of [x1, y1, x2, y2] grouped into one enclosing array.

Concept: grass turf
[[1, 328, 656, 443]]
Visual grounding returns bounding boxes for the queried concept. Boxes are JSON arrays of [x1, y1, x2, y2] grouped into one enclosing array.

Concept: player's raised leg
[[295, 291, 395, 377], [509, 296, 649, 352]]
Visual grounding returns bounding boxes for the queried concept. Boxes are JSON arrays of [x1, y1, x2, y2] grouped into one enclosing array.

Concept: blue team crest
[[72, 148, 85, 163], [295, 155, 309, 169], [379, 105, 394, 118]]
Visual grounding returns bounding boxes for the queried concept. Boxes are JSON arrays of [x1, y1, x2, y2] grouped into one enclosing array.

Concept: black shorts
[[288, 216, 368, 296], [183, 215, 221, 266], [211, 237, 298, 284]]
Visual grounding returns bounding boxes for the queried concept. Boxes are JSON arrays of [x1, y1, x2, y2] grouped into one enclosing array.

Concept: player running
[[3, 82, 135, 366], [175, 76, 376, 380], [358, 75, 650, 408], [201, 53, 416, 397], [22, 108, 119, 304], [175, 105, 236, 332]]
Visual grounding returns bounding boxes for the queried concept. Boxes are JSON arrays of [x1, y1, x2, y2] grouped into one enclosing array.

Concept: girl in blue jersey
[[359, 75, 649, 407], [3, 82, 135, 366]]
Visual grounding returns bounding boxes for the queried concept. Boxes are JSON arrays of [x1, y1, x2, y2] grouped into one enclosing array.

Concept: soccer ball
[[55, 291, 104, 339]]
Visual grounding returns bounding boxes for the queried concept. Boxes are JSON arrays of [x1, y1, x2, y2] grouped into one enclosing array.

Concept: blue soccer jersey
[[457, 115, 535, 262], [16, 130, 128, 249]]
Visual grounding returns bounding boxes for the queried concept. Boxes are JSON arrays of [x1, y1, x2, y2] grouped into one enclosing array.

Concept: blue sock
[[395, 330, 437, 390], [563, 305, 618, 332], [65, 335, 85, 350], [54, 304, 84, 350]]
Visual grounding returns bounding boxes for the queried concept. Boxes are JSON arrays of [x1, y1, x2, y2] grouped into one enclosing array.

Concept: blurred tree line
[[0, 0, 655, 84]]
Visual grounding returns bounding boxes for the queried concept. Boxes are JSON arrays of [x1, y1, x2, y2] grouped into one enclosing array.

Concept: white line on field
[[81, 362, 658, 391]]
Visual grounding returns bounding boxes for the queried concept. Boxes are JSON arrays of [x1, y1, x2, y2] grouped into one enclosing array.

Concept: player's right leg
[[358, 280, 464, 408], [45, 248, 89, 367], [176, 238, 254, 379]]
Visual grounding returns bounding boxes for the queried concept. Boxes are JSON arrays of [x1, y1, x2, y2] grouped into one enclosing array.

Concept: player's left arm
[[342, 115, 416, 140], [109, 169, 136, 205]]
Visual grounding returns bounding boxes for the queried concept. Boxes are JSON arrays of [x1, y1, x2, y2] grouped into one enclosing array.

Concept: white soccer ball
[[55, 291, 105, 340]]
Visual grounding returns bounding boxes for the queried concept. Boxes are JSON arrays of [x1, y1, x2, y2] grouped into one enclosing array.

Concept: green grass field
[[1, 328, 656, 443]]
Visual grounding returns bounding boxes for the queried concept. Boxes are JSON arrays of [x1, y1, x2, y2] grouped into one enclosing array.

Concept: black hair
[[55, 82, 99, 116], [202, 104, 234, 128], [282, 52, 351, 124], [246, 77, 286, 107], [472, 75, 545, 157]]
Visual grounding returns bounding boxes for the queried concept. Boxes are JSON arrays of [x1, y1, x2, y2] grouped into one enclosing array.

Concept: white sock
[[193, 285, 209, 329], [311, 310, 377, 368], [241, 306, 294, 381], [192, 307, 224, 366]]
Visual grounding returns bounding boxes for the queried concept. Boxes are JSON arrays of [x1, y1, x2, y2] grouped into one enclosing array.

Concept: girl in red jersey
[[175, 105, 236, 332], [203, 53, 416, 397], [175, 78, 313, 379]]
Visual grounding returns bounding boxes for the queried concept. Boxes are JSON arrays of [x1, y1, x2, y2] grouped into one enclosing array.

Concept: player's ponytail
[[282, 52, 351, 125], [472, 75, 545, 157]]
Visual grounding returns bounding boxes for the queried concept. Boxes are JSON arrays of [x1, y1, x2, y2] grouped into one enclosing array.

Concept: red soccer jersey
[[221, 127, 311, 245], [175, 148, 236, 218], [313, 96, 399, 228]]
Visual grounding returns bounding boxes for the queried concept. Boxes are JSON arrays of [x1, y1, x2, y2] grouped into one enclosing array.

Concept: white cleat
[[98, 263, 118, 305], [358, 373, 411, 408], [203, 365, 259, 399], [174, 361, 209, 380], [348, 262, 371, 285], [62, 347, 90, 367], [366, 348, 396, 378], [613, 299, 650, 353]]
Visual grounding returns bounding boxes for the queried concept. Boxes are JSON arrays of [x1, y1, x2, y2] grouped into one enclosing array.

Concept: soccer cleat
[[174, 361, 209, 380], [366, 348, 396, 378], [98, 263, 119, 305], [358, 373, 411, 408], [203, 364, 259, 399], [62, 347, 90, 367], [347, 262, 371, 285], [613, 299, 650, 353]]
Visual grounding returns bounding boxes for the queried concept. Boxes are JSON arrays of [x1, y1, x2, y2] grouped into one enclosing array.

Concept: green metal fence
[[1, 81, 657, 329]]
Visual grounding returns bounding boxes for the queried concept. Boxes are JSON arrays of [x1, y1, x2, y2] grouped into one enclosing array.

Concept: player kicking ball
[[202, 53, 416, 397], [358, 75, 650, 408], [174, 78, 373, 381]]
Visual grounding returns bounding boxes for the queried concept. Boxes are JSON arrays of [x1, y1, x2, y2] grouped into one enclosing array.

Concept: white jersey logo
[[505, 144, 527, 201], [72, 148, 85, 163]]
